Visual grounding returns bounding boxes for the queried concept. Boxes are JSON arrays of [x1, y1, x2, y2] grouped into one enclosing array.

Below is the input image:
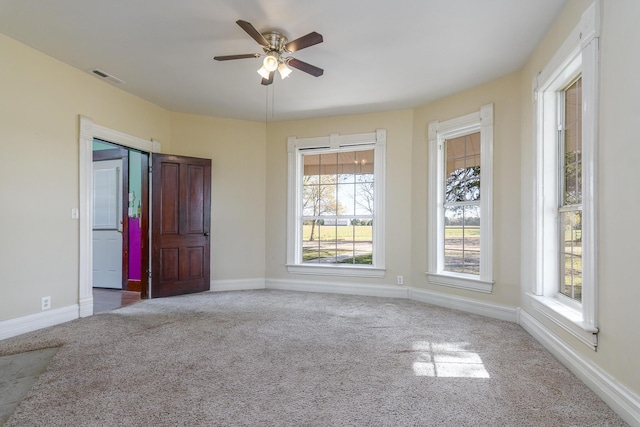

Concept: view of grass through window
[[302, 149, 374, 264]]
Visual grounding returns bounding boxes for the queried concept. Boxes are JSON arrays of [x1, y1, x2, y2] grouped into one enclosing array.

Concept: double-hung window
[[427, 104, 494, 293], [529, 3, 599, 349], [287, 130, 386, 277], [559, 76, 583, 302]]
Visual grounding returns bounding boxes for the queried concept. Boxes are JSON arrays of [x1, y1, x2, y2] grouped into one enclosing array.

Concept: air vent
[[89, 68, 125, 85]]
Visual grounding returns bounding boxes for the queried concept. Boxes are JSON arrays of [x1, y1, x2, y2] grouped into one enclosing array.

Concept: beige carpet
[[0, 290, 627, 426]]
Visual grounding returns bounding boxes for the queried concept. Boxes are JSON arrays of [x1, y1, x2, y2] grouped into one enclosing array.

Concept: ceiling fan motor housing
[[262, 31, 288, 55]]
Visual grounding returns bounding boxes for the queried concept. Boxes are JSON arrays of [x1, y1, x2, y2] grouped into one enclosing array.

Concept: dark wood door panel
[[159, 248, 180, 282], [186, 246, 205, 279], [152, 154, 211, 298], [160, 162, 180, 235], [187, 164, 206, 234]]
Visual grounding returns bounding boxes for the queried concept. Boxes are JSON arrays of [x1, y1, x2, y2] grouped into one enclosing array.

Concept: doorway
[[92, 157, 124, 289], [92, 139, 149, 302], [79, 116, 212, 317]]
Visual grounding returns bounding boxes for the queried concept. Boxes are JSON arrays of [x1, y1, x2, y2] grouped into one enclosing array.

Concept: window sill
[[426, 272, 493, 293], [527, 293, 598, 350], [287, 264, 386, 278]]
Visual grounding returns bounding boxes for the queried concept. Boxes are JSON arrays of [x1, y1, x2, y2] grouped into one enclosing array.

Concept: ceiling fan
[[214, 20, 324, 86]]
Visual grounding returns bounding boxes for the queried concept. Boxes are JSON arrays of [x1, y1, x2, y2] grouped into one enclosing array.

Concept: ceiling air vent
[[89, 68, 125, 85]]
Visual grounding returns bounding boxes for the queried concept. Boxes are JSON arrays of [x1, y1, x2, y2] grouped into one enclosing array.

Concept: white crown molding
[[519, 309, 640, 426], [0, 305, 79, 341], [93, 123, 157, 153]]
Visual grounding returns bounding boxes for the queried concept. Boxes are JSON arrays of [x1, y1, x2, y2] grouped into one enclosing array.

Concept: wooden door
[[151, 154, 211, 298]]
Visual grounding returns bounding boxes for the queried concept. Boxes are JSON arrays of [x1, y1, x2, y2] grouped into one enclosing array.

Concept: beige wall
[[264, 110, 414, 285], [596, 0, 640, 395], [169, 113, 266, 281], [0, 33, 171, 321], [410, 72, 522, 307], [519, 0, 640, 397]]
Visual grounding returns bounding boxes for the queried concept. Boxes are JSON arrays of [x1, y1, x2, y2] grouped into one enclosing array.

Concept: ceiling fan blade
[[261, 71, 274, 86], [285, 32, 323, 52], [236, 20, 270, 48], [287, 58, 324, 77], [213, 54, 260, 61]]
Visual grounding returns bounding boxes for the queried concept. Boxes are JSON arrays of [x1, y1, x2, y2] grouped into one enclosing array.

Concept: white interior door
[[92, 159, 123, 289]]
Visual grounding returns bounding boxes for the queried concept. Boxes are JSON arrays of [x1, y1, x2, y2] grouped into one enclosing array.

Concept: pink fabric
[[128, 217, 141, 280]]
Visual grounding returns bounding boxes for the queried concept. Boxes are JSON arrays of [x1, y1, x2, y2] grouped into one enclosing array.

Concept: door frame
[[79, 116, 160, 317]]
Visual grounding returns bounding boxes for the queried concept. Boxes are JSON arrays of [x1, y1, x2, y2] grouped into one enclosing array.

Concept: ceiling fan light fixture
[[278, 62, 292, 79], [263, 52, 279, 72], [215, 20, 324, 86], [257, 65, 270, 79]]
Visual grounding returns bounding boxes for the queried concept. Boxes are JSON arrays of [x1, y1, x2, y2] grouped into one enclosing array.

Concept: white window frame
[[528, 3, 599, 349], [286, 130, 386, 277], [427, 104, 494, 293]]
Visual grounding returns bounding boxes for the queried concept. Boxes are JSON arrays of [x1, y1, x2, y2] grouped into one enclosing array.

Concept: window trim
[[286, 130, 386, 277], [529, 2, 599, 349], [427, 104, 494, 293]]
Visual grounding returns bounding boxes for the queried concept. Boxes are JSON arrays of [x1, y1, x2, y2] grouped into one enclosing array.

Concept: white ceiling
[[0, 0, 566, 122]]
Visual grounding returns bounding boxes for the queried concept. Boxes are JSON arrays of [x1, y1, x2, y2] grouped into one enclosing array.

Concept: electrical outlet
[[397, 275, 404, 285], [41, 296, 51, 311]]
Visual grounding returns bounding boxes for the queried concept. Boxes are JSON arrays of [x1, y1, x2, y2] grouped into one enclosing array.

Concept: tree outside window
[[301, 150, 374, 265], [443, 132, 481, 275]]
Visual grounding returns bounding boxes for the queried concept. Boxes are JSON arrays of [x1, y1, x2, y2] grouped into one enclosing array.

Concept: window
[[302, 150, 374, 264], [444, 132, 481, 275], [559, 77, 583, 302], [427, 104, 494, 293], [287, 130, 386, 277], [529, 3, 598, 349]]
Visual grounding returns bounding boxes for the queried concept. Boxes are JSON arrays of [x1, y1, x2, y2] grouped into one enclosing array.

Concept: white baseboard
[[210, 278, 266, 292], [79, 296, 93, 318], [0, 305, 79, 341], [409, 287, 519, 323], [266, 278, 409, 299], [519, 309, 640, 427]]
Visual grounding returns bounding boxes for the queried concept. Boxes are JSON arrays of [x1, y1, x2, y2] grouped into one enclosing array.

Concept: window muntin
[[444, 132, 481, 275], [559, 77, 583, 302], [301, 148, 374, 265]]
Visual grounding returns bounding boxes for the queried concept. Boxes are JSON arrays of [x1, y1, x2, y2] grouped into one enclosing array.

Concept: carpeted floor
[[0, 290, 628, 426]]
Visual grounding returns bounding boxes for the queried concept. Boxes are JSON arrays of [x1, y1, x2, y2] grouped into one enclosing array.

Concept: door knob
[[204, 232, 209, 236]]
